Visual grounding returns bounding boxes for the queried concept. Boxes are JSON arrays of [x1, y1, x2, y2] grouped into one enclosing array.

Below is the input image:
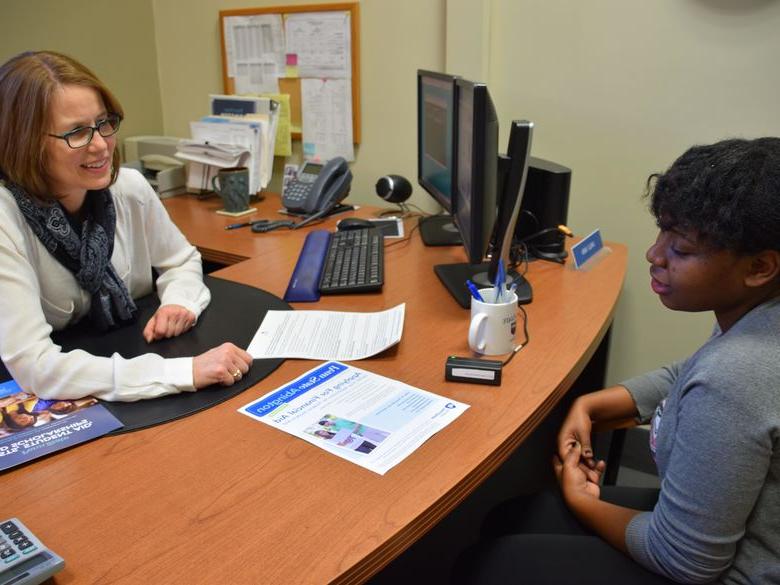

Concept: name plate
[[572, 229, 604, 269]]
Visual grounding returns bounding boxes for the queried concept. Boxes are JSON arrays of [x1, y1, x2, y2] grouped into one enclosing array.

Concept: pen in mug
[[493, 260, 506, 303], [466, 280, 484, 302], [225, 219, 269, 230]]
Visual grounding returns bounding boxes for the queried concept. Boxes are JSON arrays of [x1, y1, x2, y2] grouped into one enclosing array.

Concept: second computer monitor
[[454, 78, 499, 265], [417, 70, 458, 211]]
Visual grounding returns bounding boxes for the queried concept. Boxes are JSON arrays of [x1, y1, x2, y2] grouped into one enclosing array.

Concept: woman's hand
[[143, 304, 196, 342], [558, 387, 638, 470], [558, 397, 597, 465], [554, 442, 638, 555], [554, 442, 605, 503], [192, 343, 253, 388]]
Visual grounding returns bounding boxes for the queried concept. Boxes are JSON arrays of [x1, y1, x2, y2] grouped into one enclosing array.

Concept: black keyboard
[[319, 228, 384, 294]]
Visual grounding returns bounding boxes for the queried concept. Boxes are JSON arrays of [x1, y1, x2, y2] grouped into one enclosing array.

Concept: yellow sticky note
[[261, 93, 293, 157]]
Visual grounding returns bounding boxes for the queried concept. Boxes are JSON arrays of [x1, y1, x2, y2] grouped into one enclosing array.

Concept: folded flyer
[[238, 361, 469, 475], [0, 379, 123, 472]]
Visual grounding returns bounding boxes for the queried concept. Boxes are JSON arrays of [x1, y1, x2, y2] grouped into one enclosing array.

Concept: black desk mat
[[0, 276, 290, 433]]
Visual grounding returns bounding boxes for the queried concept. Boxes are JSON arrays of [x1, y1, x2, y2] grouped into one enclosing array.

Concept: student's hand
[[192, 343, 253, 388], [143, 304, 197, 342], [554, 442, 605, 504], [557, 398, 596, 467]]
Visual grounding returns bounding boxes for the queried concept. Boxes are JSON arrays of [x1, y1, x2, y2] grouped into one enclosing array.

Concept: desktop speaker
[[515, 157, 572, 259], [375, 174, 412, 203]]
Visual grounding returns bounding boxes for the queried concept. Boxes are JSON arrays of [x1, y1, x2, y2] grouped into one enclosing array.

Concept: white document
[[223, 14, 286, 79], [245, 112, 279, 191], [285, 12, 351, 78], [248, 304, 405, 361], [191, 118, 264, 193], [238, 361, 470, 475], [234, 60, 279, 94], [301, 78, 354, 162], [206, 97, 280, 191], [175, 139, 249, 166], [175, 138, 251, 193]]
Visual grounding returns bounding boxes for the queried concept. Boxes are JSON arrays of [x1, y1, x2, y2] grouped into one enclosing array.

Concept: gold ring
[[231, 369, 241, 379]]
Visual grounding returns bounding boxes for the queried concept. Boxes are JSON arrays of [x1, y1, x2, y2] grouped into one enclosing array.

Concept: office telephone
[[282, 157, 352, 215]]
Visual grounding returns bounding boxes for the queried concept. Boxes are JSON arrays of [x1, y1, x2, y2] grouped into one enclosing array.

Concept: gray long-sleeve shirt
[[621, 297, 780, 584]]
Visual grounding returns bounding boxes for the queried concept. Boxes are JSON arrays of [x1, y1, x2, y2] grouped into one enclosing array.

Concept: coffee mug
[[212, 166, 250, 213], [468, 288, 518, 355]]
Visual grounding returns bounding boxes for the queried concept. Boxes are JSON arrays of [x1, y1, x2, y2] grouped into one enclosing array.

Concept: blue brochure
[[0, 379, 123, 472]]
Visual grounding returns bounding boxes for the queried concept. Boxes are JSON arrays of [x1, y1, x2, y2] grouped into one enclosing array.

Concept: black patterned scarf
[[2, 176, 137, 331]]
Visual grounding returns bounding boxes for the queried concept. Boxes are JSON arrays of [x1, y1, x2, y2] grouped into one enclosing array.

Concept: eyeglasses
[[47, 113, 122, 149]]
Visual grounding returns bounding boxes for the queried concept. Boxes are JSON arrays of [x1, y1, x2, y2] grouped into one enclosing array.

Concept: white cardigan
[[0, 168, 211, 402]]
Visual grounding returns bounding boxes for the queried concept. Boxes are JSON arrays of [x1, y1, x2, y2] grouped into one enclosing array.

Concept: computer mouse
[[337, 217, 375, 231]]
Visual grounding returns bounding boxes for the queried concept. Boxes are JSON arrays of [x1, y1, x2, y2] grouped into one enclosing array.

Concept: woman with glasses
[[0, 51, 252, 401]]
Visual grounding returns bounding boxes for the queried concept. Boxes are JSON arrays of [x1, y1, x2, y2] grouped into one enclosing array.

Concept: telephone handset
[[282, 157, 352, 215]]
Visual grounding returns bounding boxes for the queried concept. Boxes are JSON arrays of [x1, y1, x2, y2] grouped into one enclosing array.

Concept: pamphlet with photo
[[0, 379, 123, 472], [238, 361, 469, 474]]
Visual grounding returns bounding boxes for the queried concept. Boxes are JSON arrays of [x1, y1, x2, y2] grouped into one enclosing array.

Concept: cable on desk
[[503, 305, 529, 367], [384, 217, 422, 250], [508, 242, 530, 277], [378, 202, 433, 219]]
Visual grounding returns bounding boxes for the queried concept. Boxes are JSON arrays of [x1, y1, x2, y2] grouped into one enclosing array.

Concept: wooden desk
[[0, 194, 626, 585]]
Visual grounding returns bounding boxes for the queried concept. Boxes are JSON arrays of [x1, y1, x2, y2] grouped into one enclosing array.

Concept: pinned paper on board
[[218, 5, 360, 145], [234, 60, 279, 94], [284, 12, 351, 78], [222, 14, 285, 81], [301, 78, 354, 162]]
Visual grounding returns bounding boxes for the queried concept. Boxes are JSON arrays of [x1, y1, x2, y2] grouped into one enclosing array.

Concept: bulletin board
[[218, 2, 361, 145]]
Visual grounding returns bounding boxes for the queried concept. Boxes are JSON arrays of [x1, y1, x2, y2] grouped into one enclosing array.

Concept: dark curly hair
[[647, 137, 780, 254]]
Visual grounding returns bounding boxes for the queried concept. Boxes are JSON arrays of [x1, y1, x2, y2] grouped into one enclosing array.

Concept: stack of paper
[[176, 139, 250, 166], [175, 138, 251, 193], [177, 96, 280, 195]]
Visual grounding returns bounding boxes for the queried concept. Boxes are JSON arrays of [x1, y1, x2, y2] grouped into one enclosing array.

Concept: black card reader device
[[445, 356, 502, 386]]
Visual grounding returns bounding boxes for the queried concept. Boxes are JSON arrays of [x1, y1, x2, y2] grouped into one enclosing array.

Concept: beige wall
[[4, 0, 779, 384], [448, 0, 780, 383], [0, 0, 163, 142]]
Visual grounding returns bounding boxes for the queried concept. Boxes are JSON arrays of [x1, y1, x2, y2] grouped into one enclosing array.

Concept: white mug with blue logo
[[468, 288, 518, 355]]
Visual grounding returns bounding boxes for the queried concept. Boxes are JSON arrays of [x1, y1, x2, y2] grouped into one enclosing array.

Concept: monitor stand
[[434, 262, 533, 309], [419, 215, 462, 246]]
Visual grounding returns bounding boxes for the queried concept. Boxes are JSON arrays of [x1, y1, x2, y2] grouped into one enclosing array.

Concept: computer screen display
[[417, 70, 458, 211], [454, 79, 499, 264]]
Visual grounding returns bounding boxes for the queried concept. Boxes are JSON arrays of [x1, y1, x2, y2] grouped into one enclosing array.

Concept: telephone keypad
[[283, 180, 312, 206]]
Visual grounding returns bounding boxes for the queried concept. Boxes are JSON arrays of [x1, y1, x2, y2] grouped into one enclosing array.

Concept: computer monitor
[[432, 79, 534, 307], [417, 70, 461, 245], [453, 79, 498, 264]]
